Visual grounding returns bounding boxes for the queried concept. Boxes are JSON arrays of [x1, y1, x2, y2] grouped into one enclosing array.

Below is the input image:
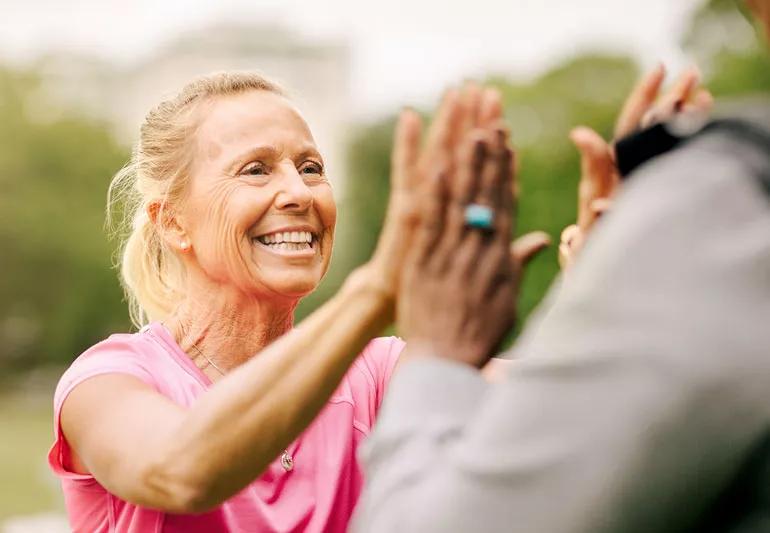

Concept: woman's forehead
[[196, 90, 316, 156]]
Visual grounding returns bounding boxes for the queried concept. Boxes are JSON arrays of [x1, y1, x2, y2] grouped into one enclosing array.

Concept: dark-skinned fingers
[[476, 128, 505, 210], [391, 108, 423, 191], [615, 63, 666, 139], [486, 284, 516, 340], [441, 131, 489, 247], [487, 121, 512, 198], [474, 240, 512, 300], [510, 231, 551, 266], [412, 168, 450, 265], [453, 229, 487, 279], [502, 143, 516, 214], [451, 130, 489, 205], [492, 129, 515, 243]]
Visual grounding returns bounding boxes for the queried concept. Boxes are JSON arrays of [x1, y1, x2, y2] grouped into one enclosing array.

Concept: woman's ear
[[147, 200, 191, 253]]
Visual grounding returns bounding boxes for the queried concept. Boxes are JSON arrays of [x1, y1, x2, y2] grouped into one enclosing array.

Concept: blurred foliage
[[683, 0, 770, 97], [3, 0, 770, 370], [0, 68, 131, 371]]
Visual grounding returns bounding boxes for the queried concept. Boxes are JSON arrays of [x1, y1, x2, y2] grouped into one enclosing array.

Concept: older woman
[[47, 72, 526, 532]]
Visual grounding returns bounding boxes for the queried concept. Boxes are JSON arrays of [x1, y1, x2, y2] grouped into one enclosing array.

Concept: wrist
[[341, 264, 395, 320], [402, 338, 493, 369]]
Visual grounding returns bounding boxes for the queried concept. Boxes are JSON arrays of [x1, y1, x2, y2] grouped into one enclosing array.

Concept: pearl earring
[[180, 241, 190, 251]]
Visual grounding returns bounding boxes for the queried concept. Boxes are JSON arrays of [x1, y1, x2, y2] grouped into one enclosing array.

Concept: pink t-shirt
[[48, 322, 404, 533]]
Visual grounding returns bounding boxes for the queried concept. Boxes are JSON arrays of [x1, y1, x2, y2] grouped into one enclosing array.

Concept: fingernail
[[569, 126, 592, 146]]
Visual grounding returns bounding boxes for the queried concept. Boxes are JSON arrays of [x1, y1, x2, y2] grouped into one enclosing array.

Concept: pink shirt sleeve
[[357, 336, 406, 413], [48, 336, 158, 481]]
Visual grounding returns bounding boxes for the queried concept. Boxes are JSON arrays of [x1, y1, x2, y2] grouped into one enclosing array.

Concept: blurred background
[[0, 0, 767, 529]]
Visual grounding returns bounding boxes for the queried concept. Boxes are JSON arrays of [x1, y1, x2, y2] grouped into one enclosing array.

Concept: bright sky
[[0, 0, 704, 117]]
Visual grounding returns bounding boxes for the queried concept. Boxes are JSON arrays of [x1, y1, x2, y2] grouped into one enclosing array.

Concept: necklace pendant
[[280, 450, 294, 472]]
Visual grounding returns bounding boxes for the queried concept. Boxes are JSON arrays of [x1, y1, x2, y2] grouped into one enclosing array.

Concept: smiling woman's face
[[177, 89, 337, 301]]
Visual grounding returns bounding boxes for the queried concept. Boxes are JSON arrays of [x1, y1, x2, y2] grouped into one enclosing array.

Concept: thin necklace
[[190, 343, 227, 376], [189, 342, 294, 473]]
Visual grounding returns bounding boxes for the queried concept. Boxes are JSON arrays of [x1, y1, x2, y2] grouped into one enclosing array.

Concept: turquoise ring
[[464, 204, 495, 230]]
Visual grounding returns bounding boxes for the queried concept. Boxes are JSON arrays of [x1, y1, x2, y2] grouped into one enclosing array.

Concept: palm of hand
[[559, 65, 713, 270]]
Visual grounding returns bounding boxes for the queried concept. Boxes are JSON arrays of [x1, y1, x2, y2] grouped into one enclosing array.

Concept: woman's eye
[[241, 162, 268, 176], [300, 162, 324, 175]]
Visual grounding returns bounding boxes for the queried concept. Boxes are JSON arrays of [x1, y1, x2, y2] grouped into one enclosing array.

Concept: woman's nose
[[274, 166, 314, 212]]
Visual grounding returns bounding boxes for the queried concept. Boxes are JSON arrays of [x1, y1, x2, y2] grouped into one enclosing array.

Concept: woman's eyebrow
[[295, 146, 324, 162], [226, 143, 324, 173], [227, 144, 280, 173]]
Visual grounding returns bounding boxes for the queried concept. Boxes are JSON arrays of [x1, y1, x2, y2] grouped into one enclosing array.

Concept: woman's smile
[[251, 226, 321, 259]]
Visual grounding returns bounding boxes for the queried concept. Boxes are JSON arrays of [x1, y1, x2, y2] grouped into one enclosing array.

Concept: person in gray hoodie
[[353, 2, 770, 532]]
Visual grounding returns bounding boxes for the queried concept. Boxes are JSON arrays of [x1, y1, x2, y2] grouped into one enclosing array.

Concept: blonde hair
[[107, 71, 286, 328]]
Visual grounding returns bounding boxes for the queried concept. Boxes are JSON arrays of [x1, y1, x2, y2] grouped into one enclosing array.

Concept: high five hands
[[389, 85, 549, 368], [366, 66, 711, 369], [559, 65, 714, 270]]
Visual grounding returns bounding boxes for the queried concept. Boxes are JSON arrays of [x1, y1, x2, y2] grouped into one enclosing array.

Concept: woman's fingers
[[570, 126, 617, 231], [560, 224, 580, 245], [663, 65, 701, 111], [511, 231, 551, 266], [640, 66, 702, 129], [615, 63, 666, 139], [459, 82, 483, 135], [390, 108, 423, 192], [590, 197, 612, 218], [558, 225, 583, 270], [421, 89, 461, 170], [478, 87, 503, 127], [685, 88, 715, 114]]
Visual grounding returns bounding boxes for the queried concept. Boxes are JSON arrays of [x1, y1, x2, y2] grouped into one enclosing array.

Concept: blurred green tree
[[684, 0, 770, 96], [0, 67, 130, 371]]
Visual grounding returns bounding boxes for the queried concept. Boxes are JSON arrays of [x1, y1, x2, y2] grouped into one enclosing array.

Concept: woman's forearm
[[151, 265, 392, 510]]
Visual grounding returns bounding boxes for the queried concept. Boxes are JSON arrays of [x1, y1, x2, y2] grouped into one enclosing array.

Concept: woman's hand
[[559, 65, 714, 270], [397, 118, 548, 369]]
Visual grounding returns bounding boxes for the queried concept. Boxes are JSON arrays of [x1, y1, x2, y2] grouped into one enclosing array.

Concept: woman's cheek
[[200, 187, 254, 283], [315, 185, 337, 232]]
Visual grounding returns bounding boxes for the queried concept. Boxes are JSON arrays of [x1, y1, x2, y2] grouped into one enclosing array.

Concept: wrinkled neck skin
[[165, 275, 298, 380]]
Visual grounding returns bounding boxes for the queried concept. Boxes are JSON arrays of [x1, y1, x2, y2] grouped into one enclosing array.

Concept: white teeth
[[256, 230, 314, 244]]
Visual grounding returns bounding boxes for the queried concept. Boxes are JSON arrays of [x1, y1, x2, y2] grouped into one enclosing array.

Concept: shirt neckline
[[144, 322, 213, 388]]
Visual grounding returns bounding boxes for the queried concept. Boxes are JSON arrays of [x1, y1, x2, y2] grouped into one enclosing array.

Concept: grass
[[0, 372, 65, 521]]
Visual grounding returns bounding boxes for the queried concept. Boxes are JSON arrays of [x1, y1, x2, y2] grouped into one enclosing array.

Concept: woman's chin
[[255, 276, 321, 301]]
